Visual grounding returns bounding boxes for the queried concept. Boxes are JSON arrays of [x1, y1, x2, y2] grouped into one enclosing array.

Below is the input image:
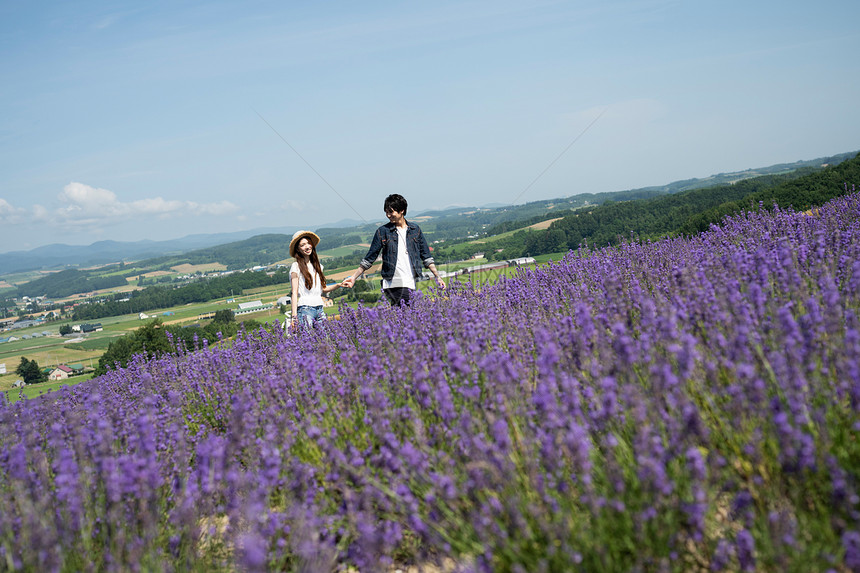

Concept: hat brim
[[289, 232, 320, 258]]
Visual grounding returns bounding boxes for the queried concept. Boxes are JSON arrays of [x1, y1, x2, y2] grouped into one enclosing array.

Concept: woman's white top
[[290, 261, 325, 307], [382, 226, 416, 290]]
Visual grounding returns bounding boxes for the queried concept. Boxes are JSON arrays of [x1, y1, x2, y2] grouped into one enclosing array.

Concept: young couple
[[289, 193, 446, 328]]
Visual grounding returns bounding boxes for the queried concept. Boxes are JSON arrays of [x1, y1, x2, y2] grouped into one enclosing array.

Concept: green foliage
[[212, 309, 235, 324], [142, 234, 293, 271], [164, 309, 241, 351], [59, 324, 72, 335], [94, 319, 174, 376], [93, 312, 251, 376], [679, 154, 860, 234], [438, 152, 860, 260], [74, 269, 290, 322], [17, 268, 129, 298], [15, 357, 48, 384]]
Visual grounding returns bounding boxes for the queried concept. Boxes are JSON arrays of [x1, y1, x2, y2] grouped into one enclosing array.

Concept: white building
[[508, 257, 537, 266], [235, 300, 273, 315]]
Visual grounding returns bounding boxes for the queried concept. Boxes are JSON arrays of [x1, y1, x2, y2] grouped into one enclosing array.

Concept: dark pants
[[383, 287, 414, 306]]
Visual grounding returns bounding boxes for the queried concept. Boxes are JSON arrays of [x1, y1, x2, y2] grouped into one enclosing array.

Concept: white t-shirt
[[383, 226, 416, 290], [290, 261, 325, 307]]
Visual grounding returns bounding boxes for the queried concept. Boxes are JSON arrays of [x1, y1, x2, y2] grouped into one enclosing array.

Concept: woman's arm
[[290, 273, 300, 325]]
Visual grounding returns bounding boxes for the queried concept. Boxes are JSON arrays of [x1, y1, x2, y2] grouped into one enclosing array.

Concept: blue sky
[[1, 0, 858, 253]]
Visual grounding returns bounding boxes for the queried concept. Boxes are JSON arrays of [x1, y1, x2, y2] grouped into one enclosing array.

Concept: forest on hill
[[431, 151, 860, 261], [5, 150, 857, 307], [16, 268, 132, 299], [70, 268, 291, 321]]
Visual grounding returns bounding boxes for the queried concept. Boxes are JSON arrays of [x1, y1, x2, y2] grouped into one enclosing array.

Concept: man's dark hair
[[384, 194, 408, 215]]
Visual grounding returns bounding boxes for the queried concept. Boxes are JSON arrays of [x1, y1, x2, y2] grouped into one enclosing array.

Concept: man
[[343, 194, 445, 305]]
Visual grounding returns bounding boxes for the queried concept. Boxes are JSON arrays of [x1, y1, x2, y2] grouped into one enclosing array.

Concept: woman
[[289, 230, 342, 328]]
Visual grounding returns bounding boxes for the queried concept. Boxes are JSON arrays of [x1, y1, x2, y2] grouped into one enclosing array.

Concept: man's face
[[385, 207, 405, 225]]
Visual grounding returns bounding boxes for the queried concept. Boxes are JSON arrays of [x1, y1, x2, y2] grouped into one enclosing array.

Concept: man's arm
[[343, 228, 382, 288], [426, 262, 445, 289], [417, 228, 445, 289]]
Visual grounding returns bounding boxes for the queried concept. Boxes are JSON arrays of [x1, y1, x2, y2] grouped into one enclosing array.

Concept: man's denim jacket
[[359, 221, 435, 282]]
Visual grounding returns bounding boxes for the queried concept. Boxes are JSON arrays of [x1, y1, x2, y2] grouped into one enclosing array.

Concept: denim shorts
[[296, 305, 325, 328]]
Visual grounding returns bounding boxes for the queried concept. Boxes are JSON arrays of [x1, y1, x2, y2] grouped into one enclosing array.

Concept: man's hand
[[435, 276, 446, 289], [342, 276, 355, 288]]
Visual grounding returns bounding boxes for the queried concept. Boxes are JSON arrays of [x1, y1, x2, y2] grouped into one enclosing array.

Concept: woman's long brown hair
[[295, 240, 326, 290]]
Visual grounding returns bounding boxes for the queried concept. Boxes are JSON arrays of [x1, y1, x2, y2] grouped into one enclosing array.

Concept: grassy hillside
[[432, 151, 860, 261]]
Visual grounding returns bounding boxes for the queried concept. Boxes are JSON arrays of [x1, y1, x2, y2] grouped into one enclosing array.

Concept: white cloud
[[280, 199, 307, 211], [32, 204, 49, 221], [50, 182, 239, 226], [189, 200, 239, 216], [0, 198, 26, 224]]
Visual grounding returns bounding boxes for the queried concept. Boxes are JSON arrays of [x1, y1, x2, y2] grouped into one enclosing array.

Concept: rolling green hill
[[5, 149, 857, 302], [432, 150, 860, 261]]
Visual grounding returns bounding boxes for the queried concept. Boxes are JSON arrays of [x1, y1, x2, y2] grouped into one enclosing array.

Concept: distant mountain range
[[0, 228, 298, 276], [1, 150, 855, 277]]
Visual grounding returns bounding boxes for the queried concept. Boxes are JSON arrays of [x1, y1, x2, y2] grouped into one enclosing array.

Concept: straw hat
[[289, 230, 320, 258]]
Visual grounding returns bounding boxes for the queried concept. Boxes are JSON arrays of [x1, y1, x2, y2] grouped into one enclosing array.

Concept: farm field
[[318, 243, 371, 258], [0, 254, 542, 397], [0, 257, 543, 393], [170, 262, 228, 274], [2, 193, 859, 570], [2, 375, 94, 404], [0, 283, 295, 392], [467, 217, 566, 244]]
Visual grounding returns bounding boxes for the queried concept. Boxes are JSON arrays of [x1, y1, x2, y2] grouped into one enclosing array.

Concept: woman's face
[[297, 237, 314, 257]]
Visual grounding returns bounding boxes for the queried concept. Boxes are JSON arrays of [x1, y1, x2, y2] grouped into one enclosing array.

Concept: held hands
[[340, 275, 444, 289]]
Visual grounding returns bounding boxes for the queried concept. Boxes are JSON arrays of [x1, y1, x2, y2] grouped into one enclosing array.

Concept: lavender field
[[2, 192, 860, 572]]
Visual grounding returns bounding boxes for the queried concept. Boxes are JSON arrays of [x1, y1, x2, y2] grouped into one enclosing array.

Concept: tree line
[[432, 152, 860, 261], [73, 269, 291, 321], [92, 311, 260, 376], [17, 269, 131, 299]]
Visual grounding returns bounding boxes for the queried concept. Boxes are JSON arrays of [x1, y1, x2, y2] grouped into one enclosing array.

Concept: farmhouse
[[48, 364, 84, 381], [235, 300, 273, 315], [49, 365, 74, 381]]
